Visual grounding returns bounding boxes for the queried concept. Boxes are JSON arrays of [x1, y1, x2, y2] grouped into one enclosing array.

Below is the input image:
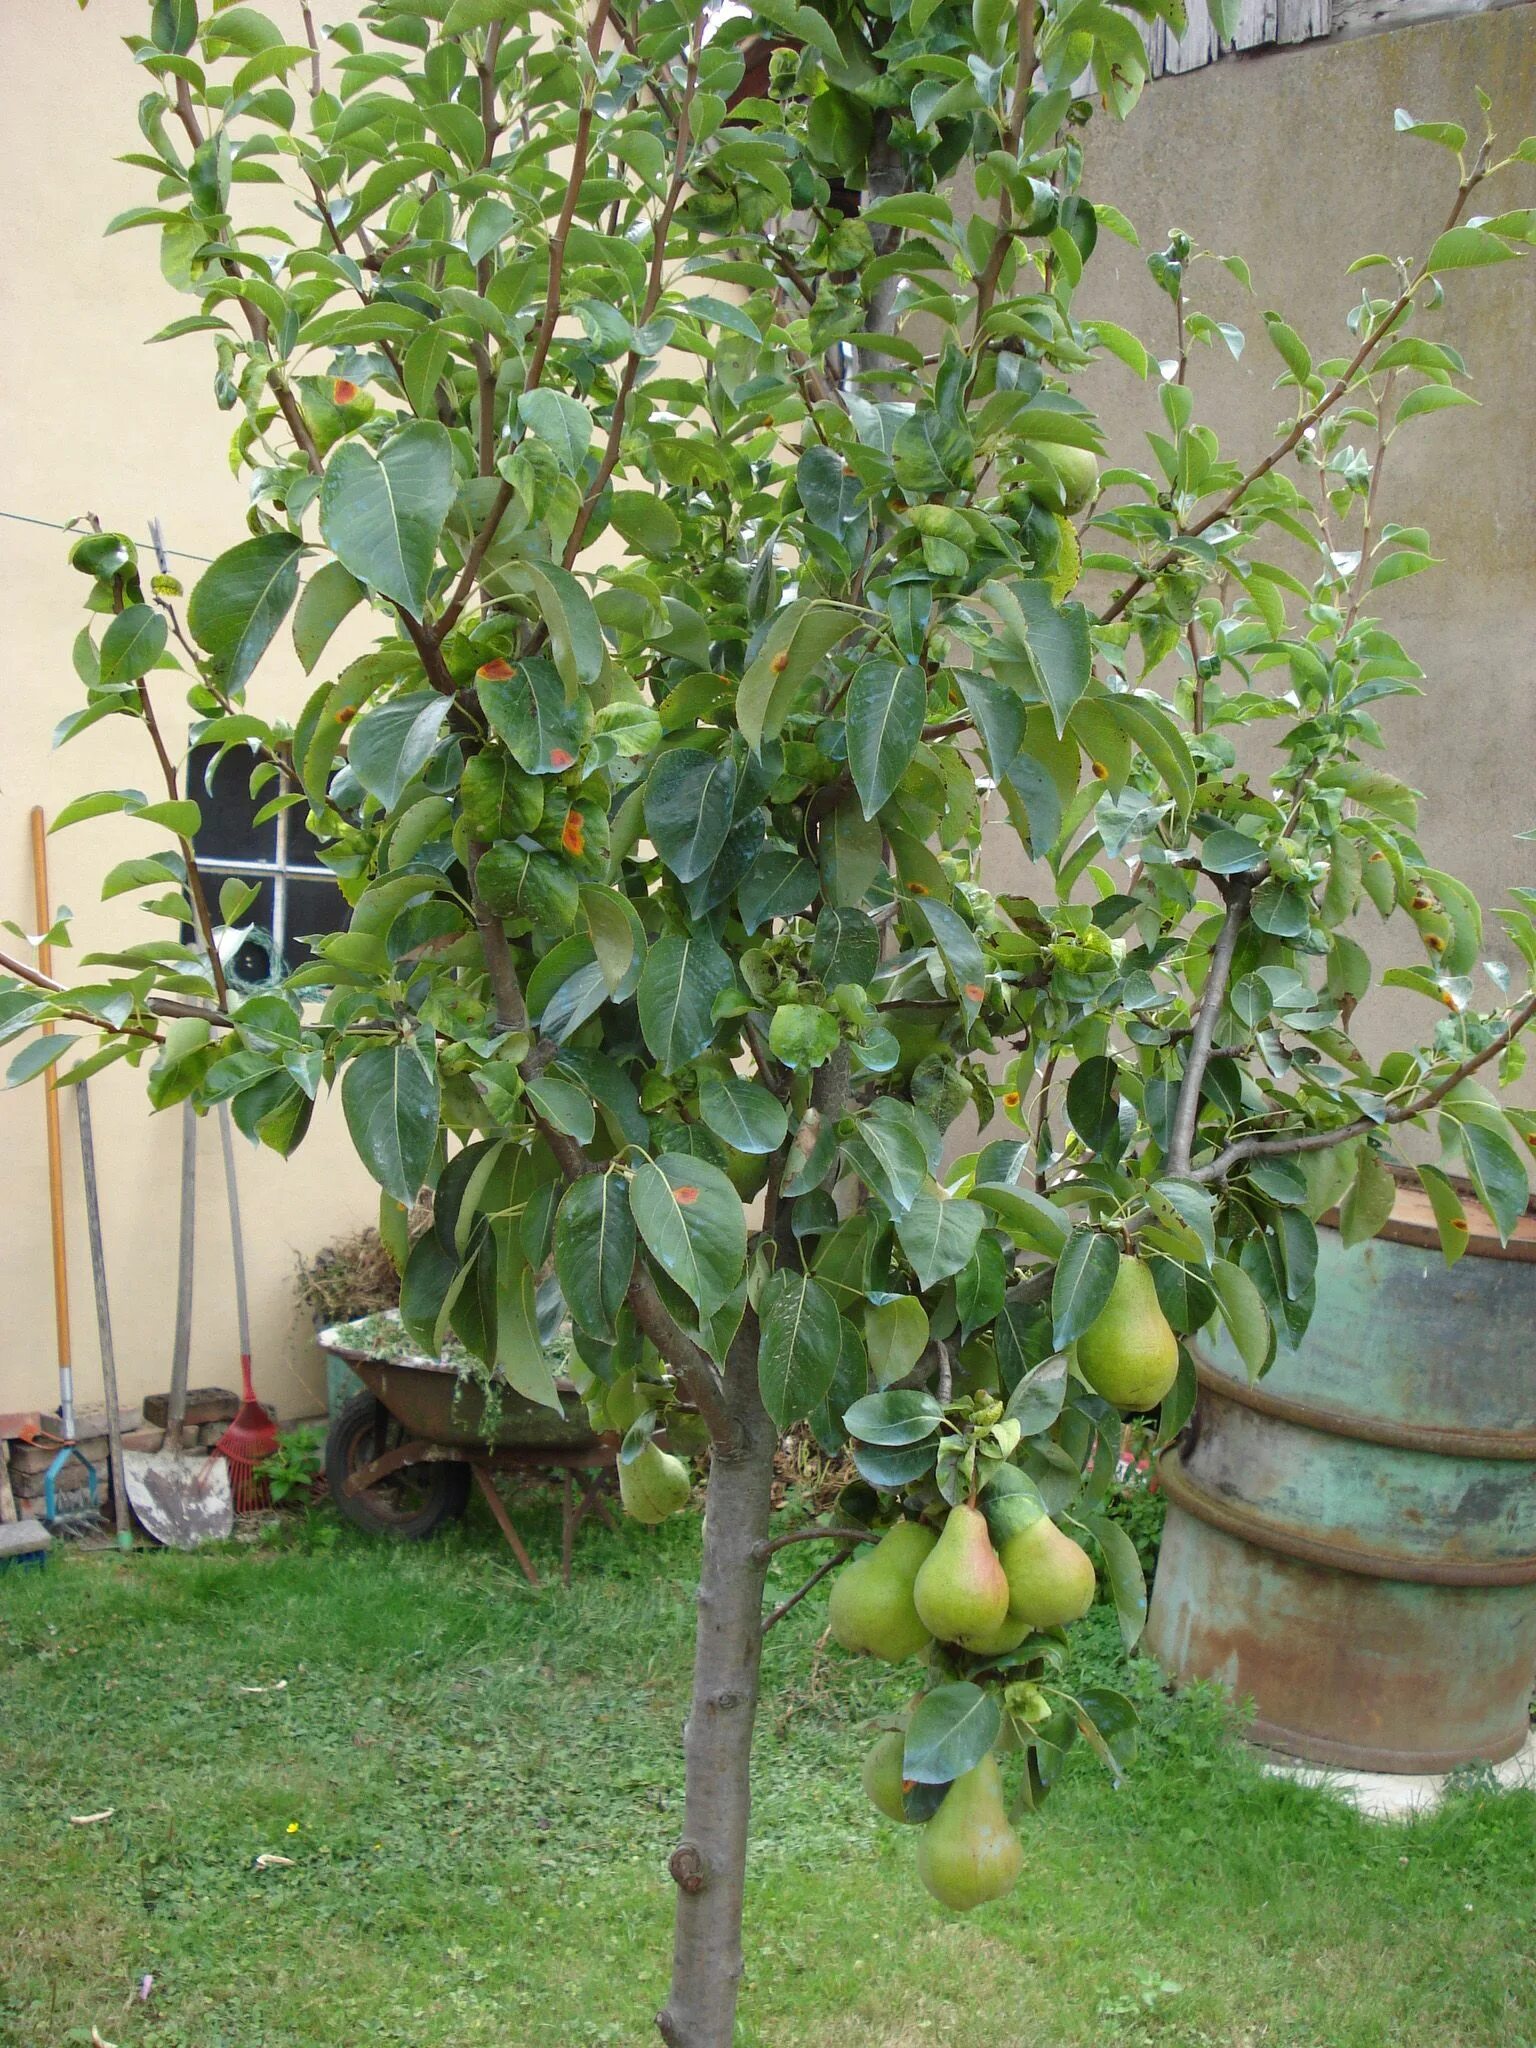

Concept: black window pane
[[190, 744, 274, 865], [284, 876, 352, 962]]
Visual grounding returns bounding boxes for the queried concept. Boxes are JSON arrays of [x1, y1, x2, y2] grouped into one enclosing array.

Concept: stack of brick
[[1, 1389, 238, 1525]]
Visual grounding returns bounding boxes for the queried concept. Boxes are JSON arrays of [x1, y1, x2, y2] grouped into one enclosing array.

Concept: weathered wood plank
[[1332, 0, 1533, 37], [1147, 0, 1331, 77]]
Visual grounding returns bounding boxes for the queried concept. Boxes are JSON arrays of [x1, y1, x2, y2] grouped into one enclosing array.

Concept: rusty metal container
[[1146, 1174, 1536, 1771]]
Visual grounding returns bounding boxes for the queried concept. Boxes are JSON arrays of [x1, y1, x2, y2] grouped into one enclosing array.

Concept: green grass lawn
[[3, 1492, 1533, 2048]]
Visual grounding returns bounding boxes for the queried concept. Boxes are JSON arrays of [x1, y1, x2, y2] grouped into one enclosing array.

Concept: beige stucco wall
[[0, 3, 376, 1422], [1051, 7, 1536, 1077]]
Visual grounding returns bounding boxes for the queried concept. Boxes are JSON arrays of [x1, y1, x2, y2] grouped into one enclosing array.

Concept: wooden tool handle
[[30, 806, 71, 1375]]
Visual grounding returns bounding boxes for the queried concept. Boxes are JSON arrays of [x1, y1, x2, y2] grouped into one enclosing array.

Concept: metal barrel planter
[[1146, 1172, 1536, 1772]]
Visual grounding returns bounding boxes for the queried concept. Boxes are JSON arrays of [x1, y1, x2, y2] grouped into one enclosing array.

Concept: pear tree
[[7, 2, 1536, 2041]]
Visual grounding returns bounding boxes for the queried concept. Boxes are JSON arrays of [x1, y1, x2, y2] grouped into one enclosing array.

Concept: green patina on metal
[[1147, 1175, 1536, 1773]]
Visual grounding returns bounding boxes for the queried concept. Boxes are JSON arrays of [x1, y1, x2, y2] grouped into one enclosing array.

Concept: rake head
[[213, 1399, 279, 1514]]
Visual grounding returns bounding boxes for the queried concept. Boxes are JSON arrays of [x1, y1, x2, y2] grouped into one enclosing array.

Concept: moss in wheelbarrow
[[322, 1311, 587, 1449]]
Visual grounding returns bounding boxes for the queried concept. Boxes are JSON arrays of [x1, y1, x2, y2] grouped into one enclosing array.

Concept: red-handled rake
[[210, 1102, 277, 1510]]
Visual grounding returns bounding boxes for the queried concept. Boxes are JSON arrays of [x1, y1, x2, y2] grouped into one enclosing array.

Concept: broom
[[210, 1102, 277, 1510]]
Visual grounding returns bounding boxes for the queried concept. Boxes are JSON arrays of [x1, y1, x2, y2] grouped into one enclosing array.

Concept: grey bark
[[656, 1324, 778, 2048]]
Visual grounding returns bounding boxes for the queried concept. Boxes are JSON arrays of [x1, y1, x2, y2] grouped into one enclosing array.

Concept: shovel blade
[[123, 1450, 234, 1549]]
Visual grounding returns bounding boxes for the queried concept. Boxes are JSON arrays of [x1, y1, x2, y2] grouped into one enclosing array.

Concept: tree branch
[[1190, 990, 1536, 1186], [972, 0, 1037, 334], [761, 1546, 868, 1636], [1167, 881, 1252, 1175], [1097, 165, 1485, 628], [523, 0, 614, 396], [562, 13, 703, 567], [170, 78, 324, 476], [468, 849, 530, 1034]]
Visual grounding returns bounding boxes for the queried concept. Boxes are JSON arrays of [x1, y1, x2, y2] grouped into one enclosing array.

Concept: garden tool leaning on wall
[[121, 1097, 233, 1546]]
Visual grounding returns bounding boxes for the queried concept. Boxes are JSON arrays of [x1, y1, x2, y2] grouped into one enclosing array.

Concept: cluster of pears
[[830, 1501, 1096, 1911]]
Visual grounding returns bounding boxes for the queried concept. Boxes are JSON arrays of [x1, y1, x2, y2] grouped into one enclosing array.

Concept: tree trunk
[[656, 1335, 778, 2048]]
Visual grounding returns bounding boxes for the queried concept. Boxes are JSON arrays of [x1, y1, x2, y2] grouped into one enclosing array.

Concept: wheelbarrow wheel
[[325, 1391, 472, 1541]]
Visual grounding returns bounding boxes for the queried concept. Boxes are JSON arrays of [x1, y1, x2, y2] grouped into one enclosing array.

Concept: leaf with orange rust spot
[[628, 1153, 745, 1313]]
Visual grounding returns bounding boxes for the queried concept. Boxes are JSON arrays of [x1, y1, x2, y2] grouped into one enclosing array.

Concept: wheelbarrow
[[317, 1315, 620, 1588]]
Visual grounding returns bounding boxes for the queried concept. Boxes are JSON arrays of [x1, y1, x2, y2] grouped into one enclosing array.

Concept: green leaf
[[50, 789, 147, 832], [970, 1181, 1070, 1257], [757, 1270, 842, 1428], [293, 561, 366, 674], [504, 558, 604, 695], [319, 422, 456, 614], [1426, 226, 1521, 272], [517, 389, 593, 474], [1209, 1258, 1271, 1377], [1079, 1511, 1148, 1651], [817, 796, 883, 908], [643, 747, 737, 883], [1051, 1227, 1119, 1349], [495, 1235, 563, 1411], [895, 1193, 985, 1292], [903, 1681, 1001, 1785], [1148, 1177, 1215, 1263], [810, 906, 880, 991], [477, 659, 586, 773], [844, 1389, 943, 1446], [7, 1034, 80, 1087], [1003, 1353, 1069, 1434], [1414, 1161, 1471, 1267], [737, 600, 854, 753], [1338, 1146, 1397, 1248], [1065, 1055, 1118, 1152], [628, 1152, 746, 1314], [864, 1296, 930, 1388], [1454, 1120, 1529, 1246], [846, 659, 925, 821], [1393, 108, 1467, 150], [151, 0, 198, 54], [347, 692, 450, 809], [1393, 385, 1479, 426], [842, 1110, 928, 1218], [1262, 312, 1312, 384], [994, 580, 1091, 735], [768, 1002, 841, 1072], [187, 533, 306, 691], [554, 1171, 635, 1338], [132, 799, 202, 837], [465, 195, 516, 265], [737, 850, 818, 932], [637, 933, 735, 1073], [524, 1073, 595, 1144], [98, 605, 168, 686], [341, 1042, 440, 1204], [698, 1070, 788, 1156]]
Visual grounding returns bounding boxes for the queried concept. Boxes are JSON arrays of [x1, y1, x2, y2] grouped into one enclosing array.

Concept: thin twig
[[754, 1525, 879, 1562], [1098, 165, 1486, 627], [1167, 881, 1253, 1175], [762, 1548, 866, 1636]]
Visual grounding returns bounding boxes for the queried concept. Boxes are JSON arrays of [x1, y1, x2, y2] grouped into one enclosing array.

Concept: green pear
[[961, 1602, 1037, 1658], [617, 1441, 692, 1524], [998, 1513, 1096, 1629], [1026, 443, 1100, 514], [912, 1504, 1010, 1649], [915, 1753, 1024, 1911], [1075, 1254, 1180, 1410], [861, 1730, 919, 1824], [827, 1520, 937, 1662]]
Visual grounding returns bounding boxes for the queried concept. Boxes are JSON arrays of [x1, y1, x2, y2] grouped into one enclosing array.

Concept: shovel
[[122, 1099, 232, 1547]]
